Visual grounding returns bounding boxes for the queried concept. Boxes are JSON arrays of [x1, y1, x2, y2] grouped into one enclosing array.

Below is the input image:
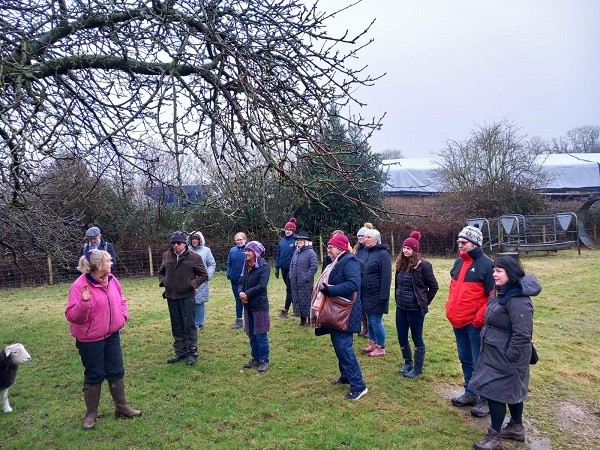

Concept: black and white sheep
[[1, 343, 32, 413]]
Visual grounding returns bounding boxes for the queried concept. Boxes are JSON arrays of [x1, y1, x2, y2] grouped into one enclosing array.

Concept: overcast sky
[[323, 0, 599, 157]]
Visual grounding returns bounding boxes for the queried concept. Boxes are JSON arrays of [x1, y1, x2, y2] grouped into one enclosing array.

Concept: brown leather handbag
[[317, 293, 357, 332]]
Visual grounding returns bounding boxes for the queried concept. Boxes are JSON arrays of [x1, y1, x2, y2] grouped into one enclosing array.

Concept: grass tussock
[[1, 249, 599, 449]]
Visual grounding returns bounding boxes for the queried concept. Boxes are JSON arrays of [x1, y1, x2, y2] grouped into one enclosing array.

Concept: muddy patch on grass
[[434, 385, 555, 449]]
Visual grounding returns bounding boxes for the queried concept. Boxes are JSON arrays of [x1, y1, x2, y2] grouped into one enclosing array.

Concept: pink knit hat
[[327, 233, 350, 251], [403, 231, 422, 252], [284, 217, 297, 231]]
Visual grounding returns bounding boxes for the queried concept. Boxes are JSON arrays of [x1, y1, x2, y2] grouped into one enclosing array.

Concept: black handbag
[[530, 343, 539, 365]]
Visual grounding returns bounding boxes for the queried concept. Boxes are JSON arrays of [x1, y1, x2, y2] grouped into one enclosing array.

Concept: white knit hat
[[458, 225, 483, 247]]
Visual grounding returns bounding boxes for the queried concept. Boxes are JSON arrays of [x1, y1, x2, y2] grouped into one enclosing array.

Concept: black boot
[[404, 347, 425, 378], [83, 383, 101, 429], [399, 346, 413, 374], [108, 378, 142, 418]]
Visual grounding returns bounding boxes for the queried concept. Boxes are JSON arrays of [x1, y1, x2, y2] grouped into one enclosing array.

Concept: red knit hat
[[284, 217, 297, 231], [327, 233, 349, 251], [403, 231, 421, 252]]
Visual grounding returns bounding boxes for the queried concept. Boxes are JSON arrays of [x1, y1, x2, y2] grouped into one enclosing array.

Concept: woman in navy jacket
[[315, 233, 368, 401]]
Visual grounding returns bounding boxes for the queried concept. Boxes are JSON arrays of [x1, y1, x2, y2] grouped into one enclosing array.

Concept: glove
[[319, 284, 332, 296], [275, 268, 280, 279]]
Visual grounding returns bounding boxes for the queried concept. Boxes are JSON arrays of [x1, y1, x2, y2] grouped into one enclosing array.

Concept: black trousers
[[167, 297, 198, 356], [282, 267, 292, 310]]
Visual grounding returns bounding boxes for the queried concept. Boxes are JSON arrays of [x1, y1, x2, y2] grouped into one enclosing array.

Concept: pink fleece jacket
[[65, 273, 128, 342]]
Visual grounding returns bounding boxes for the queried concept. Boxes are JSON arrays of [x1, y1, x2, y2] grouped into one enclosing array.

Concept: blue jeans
[[231, 282, 243, 320], [247, 312, 269, 362], [366, 313, 386, 347], [330, 330, 366, 391], [195, 303, 205, 327], [396, 307, 426, 349], [76, 331, 124, 384], [453, 324, 482, 396]]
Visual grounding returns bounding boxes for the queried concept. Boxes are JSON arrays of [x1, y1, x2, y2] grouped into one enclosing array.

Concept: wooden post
[[390, 232, 395, 258], [542, 224, 547, 242], [148, 246, 154, 277], [47, 255, 54, 285], [319, 235, 324, 265]]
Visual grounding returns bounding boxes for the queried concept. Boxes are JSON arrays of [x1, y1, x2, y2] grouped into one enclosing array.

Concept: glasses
[[457, 240, 470, 246], [172, 242, 185, 246]]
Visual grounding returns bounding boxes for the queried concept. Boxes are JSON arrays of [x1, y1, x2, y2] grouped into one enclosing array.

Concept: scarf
[[310, 251, 344, 318], [496, 281, 522, 305]]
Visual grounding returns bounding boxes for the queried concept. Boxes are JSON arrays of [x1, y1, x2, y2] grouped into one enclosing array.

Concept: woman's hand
[[239, 292, 248, 304], [81, 284, 91, 302]]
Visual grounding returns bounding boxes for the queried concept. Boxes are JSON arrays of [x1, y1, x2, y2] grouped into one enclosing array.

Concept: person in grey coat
[[189, 231, 217, 331], [469, 256, 541, 450], [289, 232, 318, 326]]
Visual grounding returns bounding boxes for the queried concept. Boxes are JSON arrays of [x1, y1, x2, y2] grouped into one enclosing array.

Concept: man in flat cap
[[158, 231, 208, 366], [78, 226, 117, 269]]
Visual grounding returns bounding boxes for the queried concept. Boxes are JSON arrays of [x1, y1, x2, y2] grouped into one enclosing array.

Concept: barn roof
[[383, 153, 600, 194]]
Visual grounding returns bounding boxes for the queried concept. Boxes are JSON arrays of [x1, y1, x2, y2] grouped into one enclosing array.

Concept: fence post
[[148, 246, 154, 277], [390, 232, 395, 258], [319, 235, 323, 265], [47, 255, 54, 285]]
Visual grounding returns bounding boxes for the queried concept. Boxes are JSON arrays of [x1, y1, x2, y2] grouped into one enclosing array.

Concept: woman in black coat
[[239, 241, 271, 373], [360, 228, 392, 357], [469, 256, 541, 450], [289, 232, 318, 326], [394, 231, 438, 378]]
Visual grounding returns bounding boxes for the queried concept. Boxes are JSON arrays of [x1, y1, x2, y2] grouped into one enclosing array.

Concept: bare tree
[[551, 125, 600, 153], [1, 0, 384, 262], [436, 120, 549, 218]]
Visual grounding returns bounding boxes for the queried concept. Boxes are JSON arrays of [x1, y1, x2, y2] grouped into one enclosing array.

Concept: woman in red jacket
[[66, 250, 141, 429]]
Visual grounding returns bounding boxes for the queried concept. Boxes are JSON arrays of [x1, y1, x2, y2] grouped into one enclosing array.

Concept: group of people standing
[[65, 221, 539, 449]]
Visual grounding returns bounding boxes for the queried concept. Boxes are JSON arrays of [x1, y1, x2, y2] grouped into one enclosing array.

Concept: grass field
[[1, 249, 599, 449]]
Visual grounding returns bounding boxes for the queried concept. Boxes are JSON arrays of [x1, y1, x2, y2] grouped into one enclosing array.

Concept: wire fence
[[0, 235, 468, 289]]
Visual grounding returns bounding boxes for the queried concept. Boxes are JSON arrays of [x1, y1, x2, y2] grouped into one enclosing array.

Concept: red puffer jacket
[[445, 247, 494, 329]]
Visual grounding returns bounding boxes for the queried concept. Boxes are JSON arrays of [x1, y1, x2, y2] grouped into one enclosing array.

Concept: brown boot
[[83, 383, 101, 429], [278, 309, 289, 319], [474, 428, 502, 450], [108, 378, 142, 418]]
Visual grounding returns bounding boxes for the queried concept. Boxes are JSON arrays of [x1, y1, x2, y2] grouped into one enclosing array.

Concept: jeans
[[330, 330, 366, 391], [195, 303, 205, 327], [366, 313, 386, 347], [76, 331, 124, 384], [395, 307, 425, 348], [453, 324, 482, 396], [231, 282, 243, 319], [167, 297, 198, 357], [282, 267, 292, 310], [247, 312, 269, 362]]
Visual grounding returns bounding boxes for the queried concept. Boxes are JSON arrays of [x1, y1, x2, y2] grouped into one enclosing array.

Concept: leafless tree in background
[[0, 0, 384, 262], [435, 119, 549, 219], [551, 125, 600, 153]]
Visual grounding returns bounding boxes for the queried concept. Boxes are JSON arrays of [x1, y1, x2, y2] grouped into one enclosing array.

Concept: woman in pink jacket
[[65, 249, 141, 429]]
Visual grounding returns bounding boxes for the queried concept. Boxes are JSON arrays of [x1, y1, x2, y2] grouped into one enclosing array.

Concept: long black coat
[[469, 275, 541, 404], [290, 246, 318, 318], [360, 244, 392, 314]]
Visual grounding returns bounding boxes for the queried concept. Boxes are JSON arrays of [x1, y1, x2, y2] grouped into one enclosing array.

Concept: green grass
[[1, 250, 599, 449]]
